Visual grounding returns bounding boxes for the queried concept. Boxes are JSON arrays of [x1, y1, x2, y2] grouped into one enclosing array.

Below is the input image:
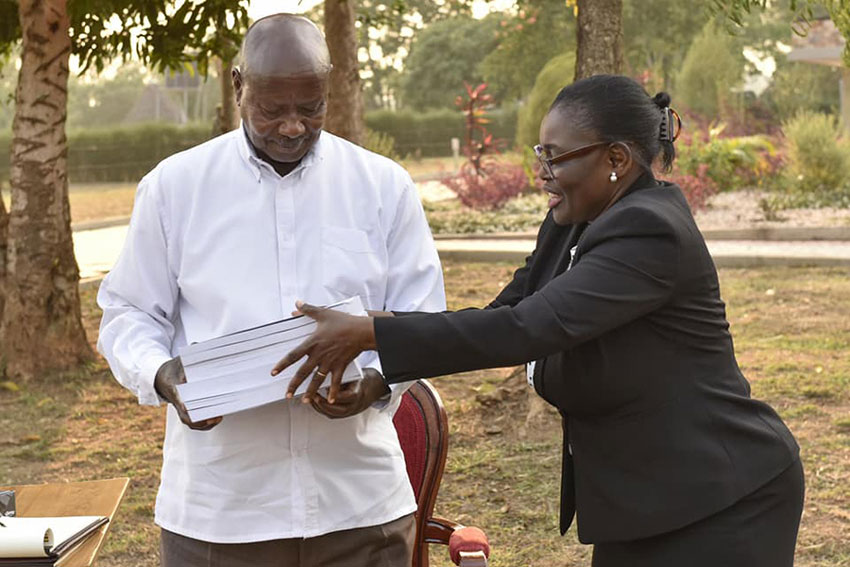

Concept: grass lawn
[[1, 263, 848, 566], [2, 183, 138, 224]]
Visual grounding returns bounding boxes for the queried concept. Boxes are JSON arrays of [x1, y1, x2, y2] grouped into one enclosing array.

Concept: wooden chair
[[392, 380, 490, 567]]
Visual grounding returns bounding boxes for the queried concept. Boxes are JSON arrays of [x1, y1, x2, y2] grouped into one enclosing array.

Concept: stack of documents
[[176, 297, 366, 422]]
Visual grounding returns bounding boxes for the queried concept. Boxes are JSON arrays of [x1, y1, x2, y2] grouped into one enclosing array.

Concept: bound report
[[176, 296, 367, 422], [0, 515, 108, 565]]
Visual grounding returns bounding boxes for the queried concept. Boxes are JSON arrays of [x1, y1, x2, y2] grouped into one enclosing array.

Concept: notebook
[[0, 515, 108, 565]]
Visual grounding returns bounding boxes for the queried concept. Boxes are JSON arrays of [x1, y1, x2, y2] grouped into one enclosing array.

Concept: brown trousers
[[160, 513, 416, 567]]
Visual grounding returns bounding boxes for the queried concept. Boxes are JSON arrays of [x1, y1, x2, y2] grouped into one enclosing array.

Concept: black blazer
[[375, 174, 799, 543]]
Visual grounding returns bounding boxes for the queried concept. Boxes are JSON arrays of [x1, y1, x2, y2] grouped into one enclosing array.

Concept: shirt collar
[[237, 125, 325, 182]]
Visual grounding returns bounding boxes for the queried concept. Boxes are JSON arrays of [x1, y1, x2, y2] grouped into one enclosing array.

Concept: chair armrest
[[458, 550, 488, 567], [449, 526, 490, 566], [424, 516, 461, 545], [425, 517, 490, 566]]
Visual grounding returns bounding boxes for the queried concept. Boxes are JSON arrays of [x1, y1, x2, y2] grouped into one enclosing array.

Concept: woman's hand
[[272, 302, 377, 404]]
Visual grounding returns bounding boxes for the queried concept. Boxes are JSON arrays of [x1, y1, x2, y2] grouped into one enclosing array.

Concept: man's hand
[[155, 357, 223, 431], [309, 369, 390, 419], [272, 302, 377, 404]]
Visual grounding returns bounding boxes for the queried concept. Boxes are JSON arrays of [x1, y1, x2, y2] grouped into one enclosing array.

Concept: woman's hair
[[549, 74, 677, 172]]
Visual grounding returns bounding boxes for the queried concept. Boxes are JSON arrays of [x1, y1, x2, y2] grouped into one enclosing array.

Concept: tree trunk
[[1, 0, 92, 380], [324, 0, 364, 145], [218, 58, 239, 134], [0, 195, 7, 323], [574, 0, 624, 81]]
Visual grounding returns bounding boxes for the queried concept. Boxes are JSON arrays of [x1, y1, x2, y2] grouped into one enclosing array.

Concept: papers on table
[[0, 515, 108, 560], [176, 297, 366, 422]]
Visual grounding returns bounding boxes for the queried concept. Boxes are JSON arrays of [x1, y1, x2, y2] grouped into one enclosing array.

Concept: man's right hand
[[155, 357, 223, 431]]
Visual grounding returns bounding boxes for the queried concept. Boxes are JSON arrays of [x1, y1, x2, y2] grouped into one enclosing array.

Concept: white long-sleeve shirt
[[97, 128, 446, 543]]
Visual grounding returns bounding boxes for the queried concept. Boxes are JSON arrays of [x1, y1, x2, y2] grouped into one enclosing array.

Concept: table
[[0, 478, 129, 567]]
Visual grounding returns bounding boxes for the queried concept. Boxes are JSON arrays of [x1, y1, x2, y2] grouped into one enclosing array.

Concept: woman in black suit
[[273, 75, 804, 567]]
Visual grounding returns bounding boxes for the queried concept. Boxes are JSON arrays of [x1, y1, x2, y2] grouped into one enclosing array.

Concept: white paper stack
[[176, 297, 366, 422]]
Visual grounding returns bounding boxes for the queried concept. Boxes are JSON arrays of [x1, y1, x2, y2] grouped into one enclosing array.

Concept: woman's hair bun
[[652, 91, 671, 109]]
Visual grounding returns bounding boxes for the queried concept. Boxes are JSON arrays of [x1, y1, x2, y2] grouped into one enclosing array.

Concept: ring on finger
[[315, 370, 328, 378]]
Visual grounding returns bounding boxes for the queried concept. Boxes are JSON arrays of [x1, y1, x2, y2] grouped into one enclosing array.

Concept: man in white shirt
[[97, 14, 445, 567]]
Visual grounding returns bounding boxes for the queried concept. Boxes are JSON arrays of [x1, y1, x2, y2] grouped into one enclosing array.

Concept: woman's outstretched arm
[[275, 205, 679, 404]]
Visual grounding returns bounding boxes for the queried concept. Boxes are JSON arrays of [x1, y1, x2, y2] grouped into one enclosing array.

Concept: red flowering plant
[[662, 163, 718, 212], [442, 82, 530, 210]]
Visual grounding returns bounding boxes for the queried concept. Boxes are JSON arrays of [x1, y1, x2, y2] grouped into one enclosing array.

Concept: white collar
[[236, 125, 325, 182]]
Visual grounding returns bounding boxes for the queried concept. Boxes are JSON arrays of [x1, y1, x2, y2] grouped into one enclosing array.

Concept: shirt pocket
[[321, 225, 384, 302]]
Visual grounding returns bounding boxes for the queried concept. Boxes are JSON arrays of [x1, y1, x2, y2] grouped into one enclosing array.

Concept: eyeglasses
[[533, 141, 610, 178]]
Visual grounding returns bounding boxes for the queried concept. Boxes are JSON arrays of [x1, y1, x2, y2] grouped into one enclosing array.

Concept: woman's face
[[537, 107, 623, 226]]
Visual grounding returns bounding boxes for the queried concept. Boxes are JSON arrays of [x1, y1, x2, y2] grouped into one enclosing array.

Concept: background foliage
[[622, 0, 712, 90], [0, 0, 249, 75], [365, 106, 518, 158], [515, 52, 576, 149], [775, 110, 850, 207], [763, 59, 842, 122], [0, 124, 211, 183], [479, 0, 575, 102], [676, 21, 746, 118], [0, 107, 519, 184], [400, 16, 501, 110]]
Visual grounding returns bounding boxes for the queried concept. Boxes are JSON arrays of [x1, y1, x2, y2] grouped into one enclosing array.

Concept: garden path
[[74, 223, 850, 288]]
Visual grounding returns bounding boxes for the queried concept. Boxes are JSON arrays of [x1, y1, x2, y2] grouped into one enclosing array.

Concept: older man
[[97, 14, 445, 567]]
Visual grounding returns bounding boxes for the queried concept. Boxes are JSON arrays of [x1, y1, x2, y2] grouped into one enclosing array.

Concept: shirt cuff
[[360, 353, 408, 413], [139, 353, 172, 407]]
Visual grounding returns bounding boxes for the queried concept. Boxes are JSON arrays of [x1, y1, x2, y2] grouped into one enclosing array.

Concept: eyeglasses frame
[[532, 141, 612, 178]]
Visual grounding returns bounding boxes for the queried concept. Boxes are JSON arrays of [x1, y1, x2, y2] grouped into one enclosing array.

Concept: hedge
[[365, 105, 518, 158], [0, 106, 518, 183], [0, 122, 212, 184]]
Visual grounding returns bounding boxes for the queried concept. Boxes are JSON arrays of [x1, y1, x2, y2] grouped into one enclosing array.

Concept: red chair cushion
[[393, 392, 427, 500], [449, 526, 490, 565]]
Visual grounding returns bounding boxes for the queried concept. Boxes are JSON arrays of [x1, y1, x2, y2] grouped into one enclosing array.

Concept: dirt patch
[[694, 189, 850, 230]]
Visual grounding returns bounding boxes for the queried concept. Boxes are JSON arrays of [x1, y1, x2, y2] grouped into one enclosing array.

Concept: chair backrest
[[393, 380, 450, 567]]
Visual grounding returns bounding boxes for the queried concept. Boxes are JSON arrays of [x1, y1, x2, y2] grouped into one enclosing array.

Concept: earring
[[609, 171, 618, 182]]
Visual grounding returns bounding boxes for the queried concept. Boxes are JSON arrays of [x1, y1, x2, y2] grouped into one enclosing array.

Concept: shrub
[[441, 83, 531, 210], [442, 162, 530, 210], [362, 129, 399, 161], [782, 110, 850, 195], [425, 192, 546, 234], [515, 52, 575, 149], [676, 21, 744, 119], [675, 124, 779, 192], [763, 59, 841, 123], [662, 163, 718, 212]]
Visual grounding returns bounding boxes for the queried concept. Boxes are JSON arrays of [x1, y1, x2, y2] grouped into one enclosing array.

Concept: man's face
[[235, 70, 328, 163]]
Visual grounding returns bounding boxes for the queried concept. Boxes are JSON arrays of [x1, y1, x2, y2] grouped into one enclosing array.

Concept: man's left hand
[[309, 368, 390, 419]]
